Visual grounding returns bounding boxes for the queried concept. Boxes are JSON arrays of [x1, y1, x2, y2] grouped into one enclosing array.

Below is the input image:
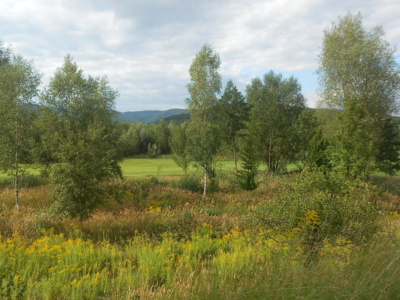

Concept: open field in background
[[121, 157, 241, 178], [121, 157, 197, 178], [0, 167, 41, 179], [1, 158, 397, 180], [0, 157, 238, 179]]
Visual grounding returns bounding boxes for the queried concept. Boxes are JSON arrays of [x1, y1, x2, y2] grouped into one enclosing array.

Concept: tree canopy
[[318, 12, 400, 177], [247, 71, 305, 172], [186, 44, 222, 195], [39, 55, 122, 219], [0, 44, 41, 206]]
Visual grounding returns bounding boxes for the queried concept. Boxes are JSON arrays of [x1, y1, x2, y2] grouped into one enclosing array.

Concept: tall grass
[[0, 223, 399, 299], [0, 171, 399, 298]]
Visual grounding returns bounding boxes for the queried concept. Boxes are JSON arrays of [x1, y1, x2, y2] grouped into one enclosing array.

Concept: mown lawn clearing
[[120, 157, 237, 178]]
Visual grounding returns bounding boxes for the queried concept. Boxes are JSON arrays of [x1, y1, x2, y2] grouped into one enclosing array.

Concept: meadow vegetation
[[0, 168, 399, 299]]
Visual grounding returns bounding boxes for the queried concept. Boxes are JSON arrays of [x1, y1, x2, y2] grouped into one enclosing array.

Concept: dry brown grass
[[0, 177, 283, 241], [0, 174, 397, 245]]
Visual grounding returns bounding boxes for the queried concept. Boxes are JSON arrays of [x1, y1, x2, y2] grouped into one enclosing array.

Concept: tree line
[[178, 13, 400, 194], [0, 12, 399, 217], [0, 51, 122, 219]]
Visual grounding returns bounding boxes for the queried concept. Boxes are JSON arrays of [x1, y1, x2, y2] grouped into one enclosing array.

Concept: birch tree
[[318, 13, 400, 177], [247, 71, 305, 173], [0, 44, 41, 206], [186, 44, 222, 195], [39, 55, 122, 219]]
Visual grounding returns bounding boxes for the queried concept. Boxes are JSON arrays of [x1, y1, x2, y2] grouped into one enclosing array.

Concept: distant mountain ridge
[[118, 109, 187, 123]]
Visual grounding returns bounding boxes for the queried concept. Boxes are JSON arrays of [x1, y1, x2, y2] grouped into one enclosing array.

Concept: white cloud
[[1, 0, 399, 111]]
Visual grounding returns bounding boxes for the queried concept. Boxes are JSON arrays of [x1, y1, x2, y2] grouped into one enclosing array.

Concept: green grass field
[[0, 158, 237, 179], [1, 158, 397, 180], [120, 157, 237, 178]]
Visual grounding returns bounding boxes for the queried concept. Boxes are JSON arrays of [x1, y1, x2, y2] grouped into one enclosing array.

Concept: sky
[[1, 0, 399, 112]]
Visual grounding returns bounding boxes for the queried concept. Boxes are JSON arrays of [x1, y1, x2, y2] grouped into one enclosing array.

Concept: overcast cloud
[[1, 0, 399, 111]]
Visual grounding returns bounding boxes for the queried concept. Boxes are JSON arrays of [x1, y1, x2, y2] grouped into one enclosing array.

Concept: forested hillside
[[118, 108, 187, 123]]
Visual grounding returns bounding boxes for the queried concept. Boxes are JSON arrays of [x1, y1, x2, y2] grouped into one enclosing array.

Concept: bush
[[101, 177, 162, 208], [246, 170, 379, 265], [171, 174, 203, 194], [0, 174, 48, 189]]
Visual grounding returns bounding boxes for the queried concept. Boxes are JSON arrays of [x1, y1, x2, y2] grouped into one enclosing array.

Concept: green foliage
[[247, 71, 305, 173], [318, 12, 400, 116], [294, 108, 319, 167], [0, 46, 41, 206], [0, 174, 48, 190], [187, 121, 221, 194], [305, 126, 330, 171], [247, 170, 379, 264], [186, 44, 222, 122], [376, 117, 400, 175], [218, 80, 249, 171], [119, 120, 172, 158], [147, 143, 161, 158], [186, 44, 223, 195], [237, 135, 259, 191], [155, 120, 171, 154], [118, 122, 142, 156], [328, 102, 376, 180], [169, 122, 191, 174], [39, 55, 122, 220], [171, 173, 203, 193], [0, 41, 11, 66], [318, 12, 400, 179]]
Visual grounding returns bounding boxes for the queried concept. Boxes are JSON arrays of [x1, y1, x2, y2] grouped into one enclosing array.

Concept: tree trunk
[[203, 171, 207, 197], [234, 148, 238, 175], [14, 117, 20, 207], [15, 142, 19, 207], [233, 136, 238, 175], [268, 135, 272, 174], [15, 166, 19, 207]]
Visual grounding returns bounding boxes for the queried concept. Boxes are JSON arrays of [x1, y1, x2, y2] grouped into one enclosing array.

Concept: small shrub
[[200, 206, 223, 216], [102, 177, 162, 208], [0, 174, 48, 189], [171, 174, 203, 193], [246, 170, 379, 265], [237, 135, 259, 191]]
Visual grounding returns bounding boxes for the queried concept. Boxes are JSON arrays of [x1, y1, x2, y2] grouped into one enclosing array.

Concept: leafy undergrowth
[[0, 175, 399, 299]]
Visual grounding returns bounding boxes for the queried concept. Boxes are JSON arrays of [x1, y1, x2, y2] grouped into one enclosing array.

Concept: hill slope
[[118, 109, 187, 123]]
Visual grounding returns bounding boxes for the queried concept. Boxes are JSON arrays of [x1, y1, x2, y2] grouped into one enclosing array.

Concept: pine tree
[[237, 135, 259, 191]]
